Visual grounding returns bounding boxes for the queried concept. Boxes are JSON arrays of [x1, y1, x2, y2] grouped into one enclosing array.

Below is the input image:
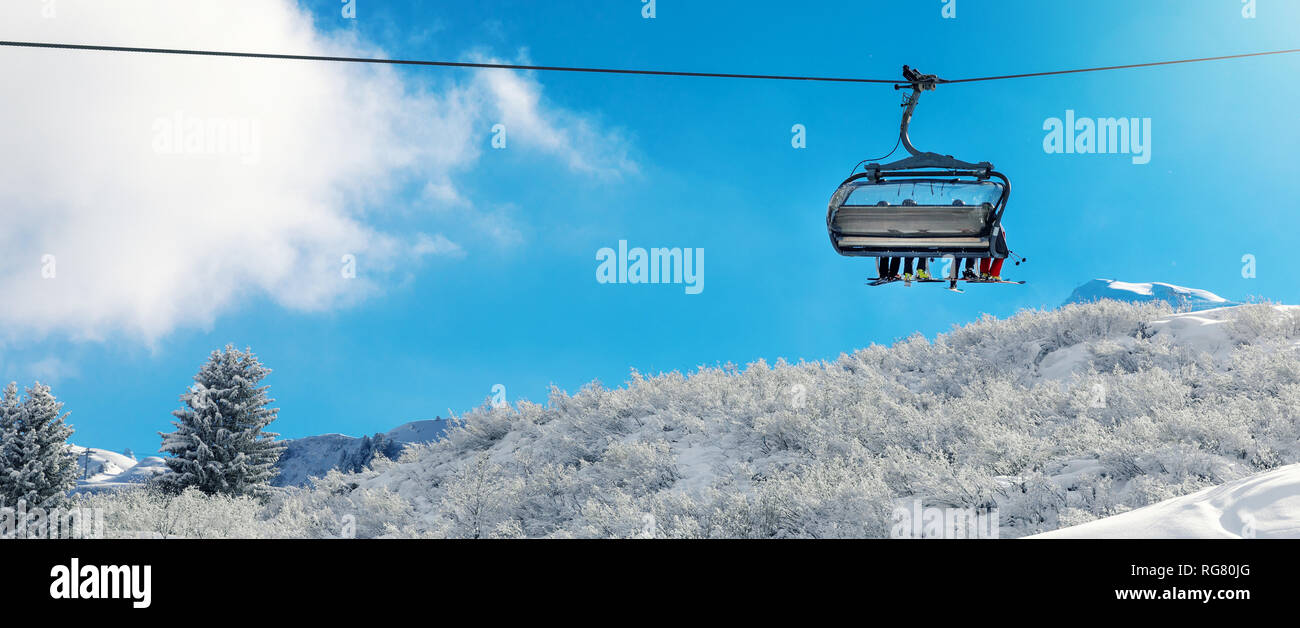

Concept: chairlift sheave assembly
[[827, 66, 1020, 288]]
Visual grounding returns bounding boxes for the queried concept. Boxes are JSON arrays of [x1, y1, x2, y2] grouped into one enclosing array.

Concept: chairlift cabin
[[827, 67, 1010, 264]]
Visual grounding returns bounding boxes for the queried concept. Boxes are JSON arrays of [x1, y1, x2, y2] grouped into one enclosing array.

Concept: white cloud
[[0, 0, 633, 344], [470, 54, 639, 179], [412, 233, 465, 259]]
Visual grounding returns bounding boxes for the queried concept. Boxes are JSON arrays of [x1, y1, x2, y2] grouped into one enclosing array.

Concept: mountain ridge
[[1064, 278, 1237, 311], [73, 418, 451, 492]]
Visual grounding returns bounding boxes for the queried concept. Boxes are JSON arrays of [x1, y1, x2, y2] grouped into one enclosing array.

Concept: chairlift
[[827, 66, 1013, 285]]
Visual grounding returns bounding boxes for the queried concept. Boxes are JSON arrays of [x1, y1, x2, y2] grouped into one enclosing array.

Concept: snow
[[385, 419, 450, 444], [71, 446, 137, 483], [70, 446, 169, 494], [1065, 279, 1236, 311], [340, 290, 1300, 538], [1035, 337, 1135, 382], [273, 433, 371, 488], [1032, 304, 1300, 382], [272, 419, 452, 487], [671, 442, 728, 495], [1144, 309, 1238, 361], [1033, 463, 1300, 538]]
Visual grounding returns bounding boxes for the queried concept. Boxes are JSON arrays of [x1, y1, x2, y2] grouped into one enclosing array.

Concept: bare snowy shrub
[[78, 487, 280, 539], [1056, 507, 1099, 528], [265, 470, 423, 539], [1228, 303, 1300, 344], [436, 453, 524, 539], [586, 440, 680, 493]]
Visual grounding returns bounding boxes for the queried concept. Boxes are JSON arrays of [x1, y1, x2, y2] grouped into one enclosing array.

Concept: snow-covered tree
[[158, 345, 285, 497], [0, 382, 78, 510], [0, 383, 21, 505]]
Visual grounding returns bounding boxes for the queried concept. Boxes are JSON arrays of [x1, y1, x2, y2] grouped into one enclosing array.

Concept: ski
[[915, 278, 1026, 285], [868, 278, 1025, 287]]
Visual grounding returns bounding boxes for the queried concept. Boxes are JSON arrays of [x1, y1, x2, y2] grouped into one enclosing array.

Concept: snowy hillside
[[384, 419, 452, 444], [70, 446, 169, 494], [80, 296, 1300, 538], [1034, 463, 1300, 538], [1065, 279, 1236, 311], [273, 419, 450, 487], [331, 298, 1300, 538]]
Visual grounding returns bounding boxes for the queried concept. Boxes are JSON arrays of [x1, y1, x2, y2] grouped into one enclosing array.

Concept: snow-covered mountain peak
[[1064, 279, 1235, 311]]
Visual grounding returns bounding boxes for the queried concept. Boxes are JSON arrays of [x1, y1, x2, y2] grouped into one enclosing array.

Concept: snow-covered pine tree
[[0, 382, 78, 510], [22, 383, 78, 508], [0, 382, 20, 506], [158, 345, 285, 497]]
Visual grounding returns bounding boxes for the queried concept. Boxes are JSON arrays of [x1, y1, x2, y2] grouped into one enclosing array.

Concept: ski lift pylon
[[827, 66, 1010, 261]]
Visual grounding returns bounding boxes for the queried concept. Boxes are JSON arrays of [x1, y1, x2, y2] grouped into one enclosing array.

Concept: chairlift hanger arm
[[865, 66, 991, 177], [895, 65, 943, 157]]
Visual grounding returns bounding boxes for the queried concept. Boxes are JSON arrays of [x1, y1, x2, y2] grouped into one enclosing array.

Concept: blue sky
[[4, 0, 1299, 456]]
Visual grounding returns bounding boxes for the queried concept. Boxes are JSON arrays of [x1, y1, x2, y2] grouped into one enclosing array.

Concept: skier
[[903, 257, 931, 281], [973, 228, 1011, 281], [878, 257, 931, 282], [877, 257, 900, 280], [979, 257, 1006, 281]]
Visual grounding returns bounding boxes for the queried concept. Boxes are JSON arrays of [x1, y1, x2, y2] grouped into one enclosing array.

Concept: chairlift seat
[[827, 175, 1009, 258], [825, 65, 1015, 268]]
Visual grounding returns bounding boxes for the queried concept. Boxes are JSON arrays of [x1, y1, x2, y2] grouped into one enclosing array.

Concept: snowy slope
[[70, 446, 169, 494], [1065, 279, 1236, 311], [272, 418, 452, 487], [1032, 463, 1300, 538], [385, 419, 451, 443], [349, 296, 1300, 538], [72, 446, 137, 482], [1034, 304, 1299, 383], [273, 433, 374, 488], [73, 287, 1300, 538]]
